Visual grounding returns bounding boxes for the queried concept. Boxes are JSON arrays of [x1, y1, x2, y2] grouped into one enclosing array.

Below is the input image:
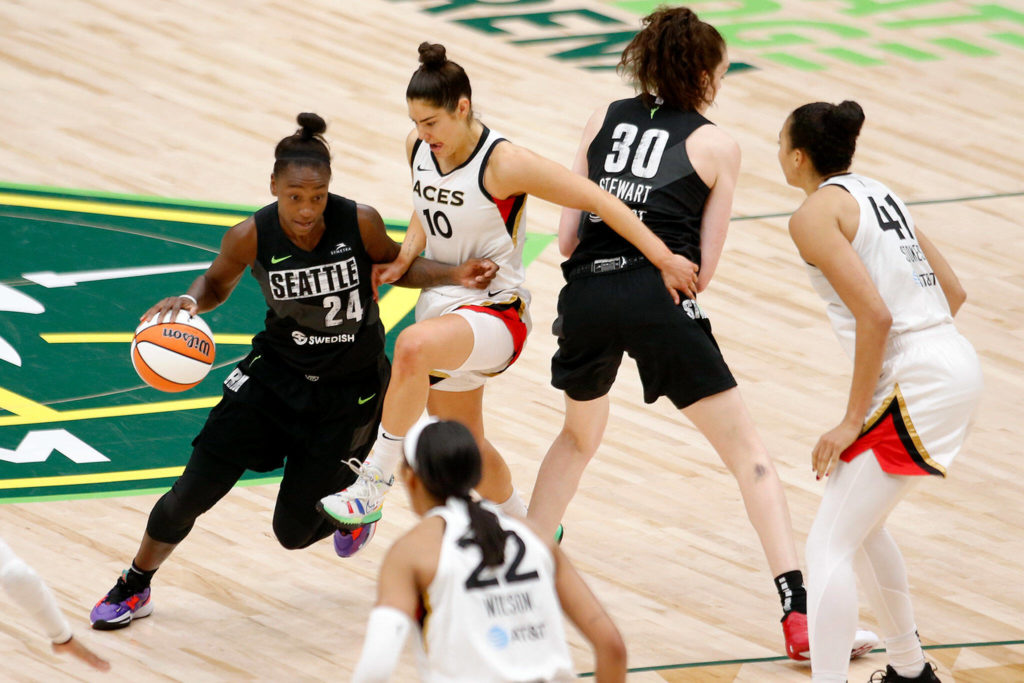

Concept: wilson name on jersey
[[418, 499, 573, 682], [249, 194, 383, 379]]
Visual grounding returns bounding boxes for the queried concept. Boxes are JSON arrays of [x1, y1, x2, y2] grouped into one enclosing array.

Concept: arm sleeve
[[350, 606, 414, 683], [0, 537, 73, 644]]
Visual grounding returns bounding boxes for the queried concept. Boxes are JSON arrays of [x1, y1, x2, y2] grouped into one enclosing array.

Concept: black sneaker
[[869, 663, 941, 682]]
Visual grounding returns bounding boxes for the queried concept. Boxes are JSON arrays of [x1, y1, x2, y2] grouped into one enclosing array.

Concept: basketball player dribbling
[[319, 42, 699, 535], [88, 113, 497, 630], [351, 418, 626, 682], [778, 100, 982, 683]]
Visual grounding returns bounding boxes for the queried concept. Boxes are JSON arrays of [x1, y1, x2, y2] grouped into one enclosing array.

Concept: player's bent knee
[[146, 490, 201, 544], [272, 518, 318, 550], [392, 328, 434, 372]]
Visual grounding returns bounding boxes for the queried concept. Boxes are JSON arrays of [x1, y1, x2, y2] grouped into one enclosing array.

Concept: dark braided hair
[[273, 112, 331, 176], [619, 6, 725, 111], [406, 42, 473, 115], [787, 101, 865, 176], [411, 420, 506, 567]]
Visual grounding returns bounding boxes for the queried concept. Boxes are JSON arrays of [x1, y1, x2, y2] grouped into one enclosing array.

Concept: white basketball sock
[[886, 630, 926, 678], [365, 426, 404, 480], [493, 489, 528, 518]]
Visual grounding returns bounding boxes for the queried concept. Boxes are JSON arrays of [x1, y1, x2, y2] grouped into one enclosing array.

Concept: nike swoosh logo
[[416, 164, 431, 172], [487, 290, 505, 297], [271, 255, 292, 264], [357, 393, 377, 405]]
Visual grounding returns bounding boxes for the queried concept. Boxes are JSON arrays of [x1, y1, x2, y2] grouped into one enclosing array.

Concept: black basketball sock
[[774, 570, 807, 615], [126, 560, 158, 590]]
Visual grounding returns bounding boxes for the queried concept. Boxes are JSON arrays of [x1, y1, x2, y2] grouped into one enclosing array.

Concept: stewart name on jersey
[[565, 97, 713, 274], [249, 194, 384, 380]]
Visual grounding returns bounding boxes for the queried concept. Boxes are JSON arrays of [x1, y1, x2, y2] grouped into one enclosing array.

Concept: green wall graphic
[[0, 183, 552, 502], [391, 0, 1023, 71]]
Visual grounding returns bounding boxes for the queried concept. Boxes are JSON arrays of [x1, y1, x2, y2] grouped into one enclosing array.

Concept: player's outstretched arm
[[141, 217, 255, 323]]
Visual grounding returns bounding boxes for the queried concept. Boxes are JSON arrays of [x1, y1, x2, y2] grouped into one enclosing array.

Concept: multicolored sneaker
[[333, 522, 377, 558], [317, 458, 393, 530], [869, 663, 941, 682], [90, 571, 154, 630]]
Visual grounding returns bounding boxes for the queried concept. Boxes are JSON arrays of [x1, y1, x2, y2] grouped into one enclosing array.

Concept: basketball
[[130, 310, 216, 392]]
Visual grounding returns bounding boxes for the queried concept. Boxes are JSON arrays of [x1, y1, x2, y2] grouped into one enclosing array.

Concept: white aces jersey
[[415, 498, 574, 683], [410, 127, 532, 330], [806, 173, 952, 359]]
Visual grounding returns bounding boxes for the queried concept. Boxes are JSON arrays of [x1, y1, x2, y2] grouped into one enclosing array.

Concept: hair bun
[[417, 42, 447, 69], [296, 112, 327, 139], [823, 100, 865, 138]]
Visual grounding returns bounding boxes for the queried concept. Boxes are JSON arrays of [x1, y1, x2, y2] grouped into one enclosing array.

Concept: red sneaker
[[782, 611, 810, 661]]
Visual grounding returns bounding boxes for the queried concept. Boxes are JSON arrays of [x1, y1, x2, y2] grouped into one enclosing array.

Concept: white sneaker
[[317, 458, 393, 529], [851, 629, 880, 659]]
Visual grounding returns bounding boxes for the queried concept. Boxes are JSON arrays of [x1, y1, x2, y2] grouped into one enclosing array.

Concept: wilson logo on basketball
[[161, 328, 212, 357], [131, 312, 217, 392]]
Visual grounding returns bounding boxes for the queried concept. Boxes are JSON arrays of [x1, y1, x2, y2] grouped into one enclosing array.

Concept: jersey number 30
[[604, 123, 670, 179], [458, 530, 540, 590]]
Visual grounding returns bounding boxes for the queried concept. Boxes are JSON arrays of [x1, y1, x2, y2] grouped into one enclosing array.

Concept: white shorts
[[429, 308, 517, 392], [841, 324, 983, 476]]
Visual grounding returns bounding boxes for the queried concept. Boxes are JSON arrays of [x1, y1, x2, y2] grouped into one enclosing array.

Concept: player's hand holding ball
[[131, 295, 215, 392]]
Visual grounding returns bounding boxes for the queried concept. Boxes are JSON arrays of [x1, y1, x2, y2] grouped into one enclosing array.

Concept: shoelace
[[105, 572, 141, 603], [344, 458, 393, 490]]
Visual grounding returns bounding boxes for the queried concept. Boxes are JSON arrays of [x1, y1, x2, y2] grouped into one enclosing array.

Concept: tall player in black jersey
[[525, 7, 876, 661], [88, 113, 497, 631]]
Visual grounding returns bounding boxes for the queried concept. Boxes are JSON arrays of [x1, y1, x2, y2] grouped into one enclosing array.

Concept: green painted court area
[[0, 183, 553, 502]]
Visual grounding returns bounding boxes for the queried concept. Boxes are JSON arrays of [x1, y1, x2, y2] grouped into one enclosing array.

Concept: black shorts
[[189, 349, 390, 495], [550, 265, 736, 409]]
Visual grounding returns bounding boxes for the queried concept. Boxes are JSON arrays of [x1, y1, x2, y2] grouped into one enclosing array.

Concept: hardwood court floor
[[1, 0, 1023, 680]]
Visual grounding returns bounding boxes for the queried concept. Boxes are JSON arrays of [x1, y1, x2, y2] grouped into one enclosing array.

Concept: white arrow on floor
[[22, 262, 212, 288]]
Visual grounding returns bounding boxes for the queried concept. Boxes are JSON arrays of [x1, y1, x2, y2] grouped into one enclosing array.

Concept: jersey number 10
[[423, 209, 453, 239]]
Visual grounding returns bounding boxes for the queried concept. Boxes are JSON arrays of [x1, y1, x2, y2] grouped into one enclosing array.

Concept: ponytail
[[407, 420, 506, 567]]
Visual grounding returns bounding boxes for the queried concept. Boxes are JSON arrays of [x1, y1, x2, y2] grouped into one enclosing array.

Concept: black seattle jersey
[[250, 194, 384, 380], [565, 97, 712, 274]]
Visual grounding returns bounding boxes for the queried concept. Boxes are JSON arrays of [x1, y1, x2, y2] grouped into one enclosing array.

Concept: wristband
[[179, 294, 198, 306]]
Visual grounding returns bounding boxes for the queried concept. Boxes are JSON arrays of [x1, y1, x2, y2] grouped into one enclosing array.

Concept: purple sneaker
[[90, 571, 154, 630], [333, 522, 377, 558]]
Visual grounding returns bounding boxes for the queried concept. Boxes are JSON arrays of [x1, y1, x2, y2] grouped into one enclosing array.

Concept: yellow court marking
[[0, 466, 185, 490], [0, 387, 61, 419], [379, 286, 419, 332], [0, 396, 219, 427], [0, 192, 245, 226]]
